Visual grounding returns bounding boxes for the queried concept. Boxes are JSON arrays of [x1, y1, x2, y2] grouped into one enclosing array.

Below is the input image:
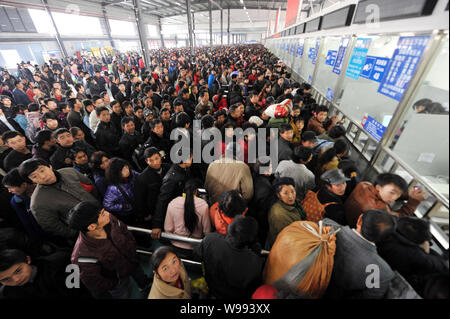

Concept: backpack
[[263, 220, 338, 299], [301, 190, 337, 223]]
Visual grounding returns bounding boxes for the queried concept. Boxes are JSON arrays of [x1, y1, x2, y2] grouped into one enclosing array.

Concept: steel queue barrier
[[127, 225, 271, 257]]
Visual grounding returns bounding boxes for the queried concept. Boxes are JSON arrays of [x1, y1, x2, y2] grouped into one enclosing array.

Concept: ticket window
[[314, 36, 349, 101], [388, 36, 449, 200], [336, 35, 402, 126], [299, 37, 320, 84]]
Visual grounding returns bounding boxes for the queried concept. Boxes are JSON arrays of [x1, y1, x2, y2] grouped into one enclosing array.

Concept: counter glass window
[[299, 37, 320, 84]]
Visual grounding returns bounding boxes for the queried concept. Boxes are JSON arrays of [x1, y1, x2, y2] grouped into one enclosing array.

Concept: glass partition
[[336, 35, 401, 126], [388, 35, 449, 202], [299, 37, 320, 83], [292, 38, 305, 76], [314, 36, 350, 100]]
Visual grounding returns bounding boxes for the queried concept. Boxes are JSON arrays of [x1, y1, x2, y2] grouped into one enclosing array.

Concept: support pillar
[[227, 7, 230, 45], [209, 0, 213, 46], [101, 3, 115, 50], [220, 0, 223, 45], [41, 0, 68, 58], [133, 0, 151, 68], [186, 0, 194, 55], [158, 17, 165, 48]]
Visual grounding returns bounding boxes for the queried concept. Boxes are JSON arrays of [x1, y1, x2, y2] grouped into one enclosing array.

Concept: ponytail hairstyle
[[183, 178, 202, 235]]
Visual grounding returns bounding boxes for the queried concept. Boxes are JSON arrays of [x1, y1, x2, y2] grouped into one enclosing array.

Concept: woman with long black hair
[[164, 178, 211, 260]]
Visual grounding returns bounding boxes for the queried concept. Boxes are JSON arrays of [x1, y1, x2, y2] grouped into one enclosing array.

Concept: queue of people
[[0, 45, 447, 300]]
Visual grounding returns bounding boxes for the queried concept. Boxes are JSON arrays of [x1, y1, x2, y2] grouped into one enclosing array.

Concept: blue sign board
[[325, 50, 338, 66], [308, 47, 316, 60], [332, 37, 351, 75], [378, 36, 430, 101], [308, 75, 312, 84], [359, 56, 390, 82], [290, 43, 296, 55], [312, 39, 321, 65], [326, 88, 334, 100], [296, 40, 305, 57], [346, 38, 372, 80], [363, 116, 386, 142]]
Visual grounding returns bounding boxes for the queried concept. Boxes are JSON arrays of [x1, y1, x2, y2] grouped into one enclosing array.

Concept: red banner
[[285, 0, 301, 27]]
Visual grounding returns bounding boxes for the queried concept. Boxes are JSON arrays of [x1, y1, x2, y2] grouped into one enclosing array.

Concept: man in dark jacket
[[94, 107, 120, 157], [151, 153, 193, 239], [323, 210, 397, 299], [2, 131, 32, 172], [18, 158, 99, 242], [12, 80, 32, 106], [50, 128, 95, 170], [244, 91, 260, 121], [144, 119, 171, 163], [68, 201, 149, 299], [67, 98, 95, 146], [278, 123, 294, 162], [118, 116, 144, 164], [314, 169, 350, 225], [134, 147, 169, 227], [0, 249, 91, 299], [31, 130, 57, 162], [193, 216, 265, 299]]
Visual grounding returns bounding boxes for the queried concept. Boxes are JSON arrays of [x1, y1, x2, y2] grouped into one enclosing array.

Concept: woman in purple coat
[[103, 157, 139, 225]]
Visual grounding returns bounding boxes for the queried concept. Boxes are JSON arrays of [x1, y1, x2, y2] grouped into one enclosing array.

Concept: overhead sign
[[378, 35, 430, 101], [285, 0, 303, 27], [346, 38, 372, 79], [332, 37, 351, 75]]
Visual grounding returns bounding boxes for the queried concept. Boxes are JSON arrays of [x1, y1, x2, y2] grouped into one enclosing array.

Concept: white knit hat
[[249, 116, 264, 127]]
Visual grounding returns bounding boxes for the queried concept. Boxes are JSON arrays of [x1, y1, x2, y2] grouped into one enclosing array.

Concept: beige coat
[[148, 263, 191, 299], [205, 156, 254, 204]]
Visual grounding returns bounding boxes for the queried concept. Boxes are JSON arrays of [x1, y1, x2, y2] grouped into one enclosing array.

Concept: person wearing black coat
[[248, 160, 275, 246], [377, 216, 448, 296], [50, 139, 95, 171], [118, 117, 144, 164], [94, 107, 121, 157], [144, 129, 171, 163], [151, 158, 193, 238], [193, 216, 265, 299], [67, 98, 96, 147], [134, 148, 169, 226]]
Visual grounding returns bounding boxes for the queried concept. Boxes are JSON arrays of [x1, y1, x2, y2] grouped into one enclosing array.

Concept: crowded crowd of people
[[0, 44, 447, 300]]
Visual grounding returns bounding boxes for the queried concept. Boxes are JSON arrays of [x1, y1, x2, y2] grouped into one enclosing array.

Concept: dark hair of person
[[227, 215, 259, 248], [318, 139, 349, 168], [105, 157, 129, 185], [2, 168, 26, 187], [18, 158, 50, 182], [27, 103, 39, 112], [89, 151, 109, 175], [1, 130, 23, 143], [95, 106, 109, 117], [374, 173, 408, 194], [292, 146, 313, 164], [360, 210, 397, 243], [201, 114, 215, 129], [315, 105, 329, 114], [175, 112, 191, 128], [279, 123, 293, 134], [338, 159, 358, 177], [150, 246, 178, 273], [183, 178, 202, 235], [53, 128, 71, 139], [41, 111, 58, 123], [69, 126, 82, 138], [68, 201, 102, 233], [218, 189, 247, 218], [121, 116, 134, 127], [328, 125, 346, 139], [0, 249, 28, 272]]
